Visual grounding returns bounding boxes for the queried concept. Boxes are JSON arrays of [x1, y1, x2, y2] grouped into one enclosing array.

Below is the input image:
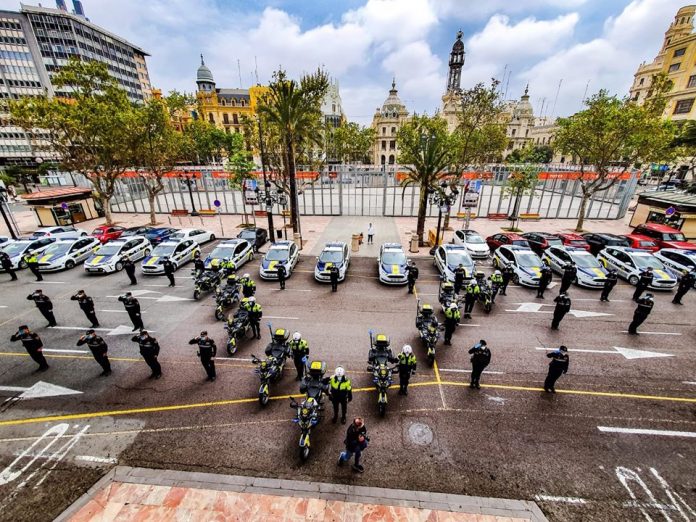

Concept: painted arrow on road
[[52, 325, 155, 336], [507, 302, 611, 318], [535, 347, 674, 359], [156, 295, 194, 303], [0, 381, 82, 400]]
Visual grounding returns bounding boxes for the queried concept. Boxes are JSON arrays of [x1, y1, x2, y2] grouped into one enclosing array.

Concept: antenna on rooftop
[[550, 78, 563, 120], [237, 59, 243, 88]]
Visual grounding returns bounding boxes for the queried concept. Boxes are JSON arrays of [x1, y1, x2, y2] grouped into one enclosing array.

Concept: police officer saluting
[[27, 289, 57, 327], [328, 366, 352, 424], [1, 251, 17, 281], [189, 331, 217, 381], [10, 325, 48, 372], [276, 263, 287, 290], [118, 292, 144, 331], [443, 302, 461, 345], [559, 262, 576, 294], [468, 340, 491, 389], [454, 264, 466, 294], [71, 290, 100, 328], [123, 255, 137, 285], [23, 251, 42, 281], [500, 264, 514, 295], [329, 264, 340, 292], [628, 293, 654, 335], [633, 267, 653, 302], [672, 268, 695, 305], [544, 346, 569, 393], [537, 262, 553, 299], [77, 329, 111, 376], [131, 330, 162, 379], [600, 269, 618, 302], [163, 257, 175, 287], [397, 345, 416, 395], [405, 260, 419, 294], [289, 332, 309, 380], [551, 292, 571, 330]]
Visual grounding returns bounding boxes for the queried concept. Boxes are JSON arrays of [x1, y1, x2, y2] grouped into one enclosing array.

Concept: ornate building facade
[[441, 30, 465, 132], [500, 86, 536, 156], [370, 79, 409, 165]]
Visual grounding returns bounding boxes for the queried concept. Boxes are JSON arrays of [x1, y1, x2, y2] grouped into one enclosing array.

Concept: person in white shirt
[[367, 223, 374, 245]]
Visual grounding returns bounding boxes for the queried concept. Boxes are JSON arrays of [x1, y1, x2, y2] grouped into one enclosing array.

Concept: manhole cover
[[408, 422, 433, 446]]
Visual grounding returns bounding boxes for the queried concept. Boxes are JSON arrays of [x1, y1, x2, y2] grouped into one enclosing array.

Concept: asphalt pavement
[[0, 243, 694, 522]]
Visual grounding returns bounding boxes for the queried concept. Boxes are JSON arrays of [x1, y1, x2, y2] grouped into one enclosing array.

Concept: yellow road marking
[[433, 360, 441, 383]]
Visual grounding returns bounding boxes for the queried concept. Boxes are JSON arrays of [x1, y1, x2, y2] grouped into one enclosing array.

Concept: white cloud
[[433, 0, 586, 20], [382, 41, 444, 103]]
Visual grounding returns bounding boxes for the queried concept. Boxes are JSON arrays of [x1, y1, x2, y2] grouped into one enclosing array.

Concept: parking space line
[[43, 349, 89, 354], [440, 368, 505, 375], [29, 281, 65, 284], [534, 495, 588, 504], [75, 455, 117, 464], [98, 310, 148, 314], [433, 360, 446, 409], [683, 382, 696, 386], [619, 331, 681, 336], [597, 426, 696, 438], [264, 316, 299, 320]]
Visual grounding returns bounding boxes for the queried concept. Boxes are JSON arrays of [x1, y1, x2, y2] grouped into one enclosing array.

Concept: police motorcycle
[[474, 271, 493, 313], [289, 360, 328, 461], [251, 324, 291, 406], [367, 331, 398, 417], [192, 263, 224, 301], [224, 305, 251, 356], [438, 278, 462, 312], [416, 300, 443, 366], [214, 275, 241, 321]]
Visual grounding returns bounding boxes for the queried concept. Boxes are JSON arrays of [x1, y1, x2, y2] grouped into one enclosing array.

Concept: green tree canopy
[[330, 122, 376, 164]]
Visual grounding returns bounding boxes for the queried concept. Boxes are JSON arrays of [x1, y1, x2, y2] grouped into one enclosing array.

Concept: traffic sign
[[665, 206, 676, 217], [213, 199, 221, 208]]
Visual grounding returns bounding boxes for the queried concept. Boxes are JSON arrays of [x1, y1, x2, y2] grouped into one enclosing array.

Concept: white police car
[[434, 244, 475, 283], [204, 239, 253, 270], [0, 237, 56, 270], [654, 248, 696, 276], [259, 240, 300, 280], [378, 243, 409, 285], [493, 245, 544, 287], [597, 246, 677, 289], [542, 245, 607, 288], [84, 236, 151, 274], [37, 237, 100, 272], [315, 242, 350, 283], [452, 229, 490, 259], [141, 239, 199, 274]]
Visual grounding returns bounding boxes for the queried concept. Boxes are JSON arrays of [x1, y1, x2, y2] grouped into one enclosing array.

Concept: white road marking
[[30, 281, 65, 284], [575, 298, 627, 302], [457, 323, 480, 327], [156, 295, 194, 302], [546, 282, 558, 289], [74, 455, 117, 464], [534, 495, 587, 504], [505, 302, 611, 318], [216, 357, 253, 362], [0, 381, 82, 400], [534, 347, 674, 360], [144, 284, 169, 287], [616, 466, 696, 521], [42, 349, 89, 354], [282, 289, 312, 292], [106, 295, 159, 300], [683, 381, 696, 385], [52, 326, 111, 332], [264, 316, 299, 320], [567, 309, 612, 318], [599, 426, 696, 438], [0, 306, 7, 308], [619, 331, 681, 336], [439, 368, 505, 375], [98, 310, 148, 314]]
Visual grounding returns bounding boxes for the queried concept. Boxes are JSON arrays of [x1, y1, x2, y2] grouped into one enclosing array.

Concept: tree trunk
[[416, 185, 428, 245], [287, 140, 299, 234], [575, 192, 590, 232], [102, 195, 113, 225], [148, 192, 157, 225]]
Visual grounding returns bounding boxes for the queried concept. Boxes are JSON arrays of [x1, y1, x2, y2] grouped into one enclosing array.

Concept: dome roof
[[452, 30, 464, 51], [197, 54, 214, 83], [381, 79, 407, 115]]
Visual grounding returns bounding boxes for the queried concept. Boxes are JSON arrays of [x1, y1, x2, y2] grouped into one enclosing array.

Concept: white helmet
[[449, 302, 458, 310], [402, 344, 412, 355], [334, 366, 345, 378], [248, 296, 256, 303], [494, 270, 501, 275], [293, 332, 301, 341], [243, 273, 250, 279]]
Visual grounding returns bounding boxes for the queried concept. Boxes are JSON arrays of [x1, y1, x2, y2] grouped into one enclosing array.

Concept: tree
[[182, 119, 240, 164], [257, 69, 329, 234], [507, 144, 553, 164], [225, 146, 256, 224], [502, 165, 539, 231], [10, 58, 134, 225], [331, 122, 376, 163], [397, 115, 455, 245], [554, 84, 676, 231]]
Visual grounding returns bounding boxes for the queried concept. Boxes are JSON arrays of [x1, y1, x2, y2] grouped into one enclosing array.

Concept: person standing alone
[[367, 223, 374, 245]]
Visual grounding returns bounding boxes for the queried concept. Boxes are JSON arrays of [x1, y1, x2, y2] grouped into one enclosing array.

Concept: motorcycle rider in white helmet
[[397, 345, 417, 395], [289, 331, 309, 380]]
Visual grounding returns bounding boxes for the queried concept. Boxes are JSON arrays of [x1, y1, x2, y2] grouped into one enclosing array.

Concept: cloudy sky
[[1, 0, 687, 124]]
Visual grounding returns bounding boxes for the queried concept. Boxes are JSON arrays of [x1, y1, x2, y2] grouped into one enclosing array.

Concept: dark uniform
[[246, 300, 262, 339], [163, 258, 175, 287], [633, 269, 653, 302], [10, 326, 48, 371], [189, 333, 217, 381], [396, 350, 416, 395], [193, 257, 205, 277], [76, 331, 111, 375], [123, 257, 137, 285], [276, 264, 287, 290], [329, 265, 340, 292], [468, 341, 491, 389], [328, 374, 353, 423], [289, 336, 309, 380], [131, 332, 162, 378], [405, 263, 419, 294], [443, 305, 461, 345], [544, 347, 569, 392], [26, 291, 56, 326], [672, 270, 695, 305], [24, 252, 42, 281], [600, 270, 618, 302], [71, 291, 100, 327], [559, 264, 577, 294], [463, 282, 479, 318], [628, 295, 654, 335], [537, 265, 553, 299], [551, 293, 571, 330], [1, 252, 17, 280], [118, 293, 144, 331], [500, 265, 514, 295], [453, 265, 467, 294]]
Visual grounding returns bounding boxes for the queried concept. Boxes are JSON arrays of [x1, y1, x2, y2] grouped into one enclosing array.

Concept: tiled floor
[[69, 481, 529, 521]]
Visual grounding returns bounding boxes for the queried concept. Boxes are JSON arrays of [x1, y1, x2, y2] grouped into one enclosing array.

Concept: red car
[[556, 232, 591, 252], [621, 234, 659, 252], [632, 223, 696, 250], [485, 233, 530, 251], [91, 225, 125, 244]]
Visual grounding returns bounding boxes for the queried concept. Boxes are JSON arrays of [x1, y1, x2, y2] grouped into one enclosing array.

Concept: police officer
[[77, 329, 111, 376], [221, 257, 236, 275], [405, 260, 419, 294], [123, 255, 137, 285], [246, 296, 262, 339], [276, 263, 287, 290], [396, 345, 416, 395], [443, 302, 461, 345], [23, 251, 42, 281], [118, 292, 144, 331], [71, 290, 100, 327], [559, 262, 576, 294], [328, 366, 352, 424], [10, 325, 48, 372], [189, 331, 217, 381], [454, 264, 467, 294], [672, 268, 695, 305], [131, 330, 162, 379], [26, 289, 56, 327], [463, 280, 479, 319], [289, 332, 309, 380], [468, 340, 491, 389], [551, 292, 571, 330], [163, 257, 175, 287], [241, 273, 256, 298], [329, 264, 340, 292], [500, 264, 514, 295], [601, 269, 618, 302], [1, 251, 17, 281], [544, 346, 569, 393], [489, 270, 503, 303], [537, 263, 553, 299], [193, 254, 205, 277], [628, 293, 654, 335], [633, 267, 653, 302]]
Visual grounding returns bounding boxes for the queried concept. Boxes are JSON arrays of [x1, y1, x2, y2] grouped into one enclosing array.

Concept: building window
[[208, 113, 214, 123], [389, 140, 395, 150], [388, 154, 395, 165], [669, 62, 681, 72], [382, 127, 386, 135], [381, 155, 386, 165], [639, 78, 644, 86], [674, 98, 694, 114], [511, 129, 516, 137], [223, 113, 229, 124], [233, 114, 239, 125], [674, 47, 686, 57], [332, 103, 336, 113], [381, 140, 386, 150], [688, 75, 696, 88], [391, 127, 396, 134]]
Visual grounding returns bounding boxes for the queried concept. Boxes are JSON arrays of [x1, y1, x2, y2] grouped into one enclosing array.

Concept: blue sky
[[1, 0, 688, 124]]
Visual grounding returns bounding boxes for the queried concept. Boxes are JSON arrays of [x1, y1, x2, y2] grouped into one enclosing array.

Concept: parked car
[[521, 232, 563, 257], [237, 227, 268, 252], [492, 245, 544, 287], [486, 233, 530, 251], [581, 232, 630, 256], [141, 239, 199, 274], [84, 236, 151, 274], [31, 226, 87, 239], [654, 248, 696, 276], [542, 246, 607, 288], [452, 229, 490, 259], [621, 234, 659, 252], [597, 246, 677, 289], [169, 228, 216, 245], [204, 239, 254, 270], [434, 244, 475, 283], [0, 237, 56, 270], [37, 237, 100, 272], [121, 226, 153, 238], [556, 232, 591, 252], [91, 225, 125, 244], [377, 243, 409, 285], [314, 242, 351, 283], [632, 223, 696, 250], [259, 240, 300, 280], [143, 227, 177, 246]]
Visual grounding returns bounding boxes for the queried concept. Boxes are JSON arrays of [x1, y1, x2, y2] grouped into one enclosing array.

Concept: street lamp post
[[258, 184, 286, 244], [428, 182, 459, 255], [180, 172, 199, 216]]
